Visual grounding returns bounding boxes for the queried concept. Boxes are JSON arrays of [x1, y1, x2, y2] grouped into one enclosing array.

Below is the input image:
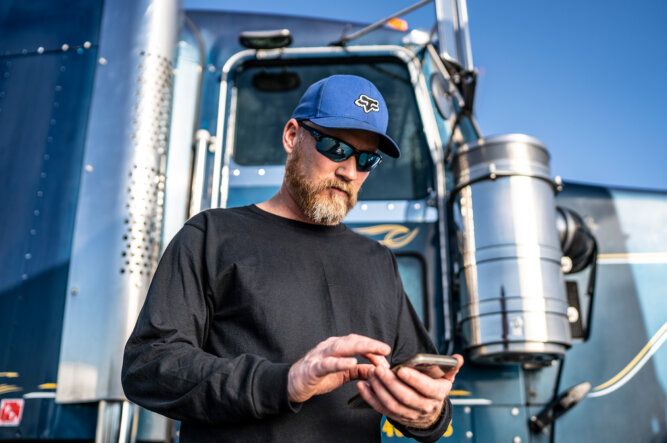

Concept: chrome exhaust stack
[[451, 134, 571, 364]]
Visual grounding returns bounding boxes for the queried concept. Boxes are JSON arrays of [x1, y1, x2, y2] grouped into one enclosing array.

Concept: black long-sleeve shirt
[[122, 205, 451, 442]]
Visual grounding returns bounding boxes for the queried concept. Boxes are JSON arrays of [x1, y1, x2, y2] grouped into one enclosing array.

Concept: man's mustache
[[317, 179, 354, 197]]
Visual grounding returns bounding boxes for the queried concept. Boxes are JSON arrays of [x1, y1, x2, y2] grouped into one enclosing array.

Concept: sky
[[184, 0, 667, 190]]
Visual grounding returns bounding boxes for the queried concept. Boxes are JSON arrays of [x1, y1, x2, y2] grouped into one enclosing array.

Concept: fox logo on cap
[[354, 94, 380, 113]]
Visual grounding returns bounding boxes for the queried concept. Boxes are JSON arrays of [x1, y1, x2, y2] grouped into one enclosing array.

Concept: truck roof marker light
[[402, 29, 431, 46], [386, 18, 408, 31], [239, 29, 292, 50]]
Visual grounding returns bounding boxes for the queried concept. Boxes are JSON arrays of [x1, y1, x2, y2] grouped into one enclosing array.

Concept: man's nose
[[334, 156, 358, 182]]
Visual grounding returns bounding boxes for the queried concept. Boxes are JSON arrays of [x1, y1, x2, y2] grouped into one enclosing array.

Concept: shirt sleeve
[[385, 250, 453, 442], [121, 220, 299, 425]]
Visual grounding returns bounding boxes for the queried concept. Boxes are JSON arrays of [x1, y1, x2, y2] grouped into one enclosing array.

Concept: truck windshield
[[232, 58, 433, 201]]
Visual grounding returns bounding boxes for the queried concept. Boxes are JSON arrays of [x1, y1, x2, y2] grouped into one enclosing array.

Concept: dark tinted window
[[233, 58, 433, 200], [396, 255, 426, 322]]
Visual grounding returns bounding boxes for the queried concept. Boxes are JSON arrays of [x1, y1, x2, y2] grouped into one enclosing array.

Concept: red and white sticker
[[0, 399, 24, 426]]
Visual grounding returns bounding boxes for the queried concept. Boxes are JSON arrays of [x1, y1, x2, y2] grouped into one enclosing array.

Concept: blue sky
[[185, 0, 666, 190]]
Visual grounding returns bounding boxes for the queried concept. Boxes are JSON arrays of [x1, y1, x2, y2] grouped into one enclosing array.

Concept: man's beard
[[284, 146, 358, 225]]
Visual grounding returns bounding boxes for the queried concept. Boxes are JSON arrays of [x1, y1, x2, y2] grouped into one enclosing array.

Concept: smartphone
[[347, 353, 459, 409]]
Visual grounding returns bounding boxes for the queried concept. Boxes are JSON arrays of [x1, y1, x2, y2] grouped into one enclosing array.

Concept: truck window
[[396, 255, 426, 322], [232, 58, 434, 201]]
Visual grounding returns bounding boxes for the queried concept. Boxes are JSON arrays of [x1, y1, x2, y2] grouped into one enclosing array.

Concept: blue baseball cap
[[291, 75, 400, 158]]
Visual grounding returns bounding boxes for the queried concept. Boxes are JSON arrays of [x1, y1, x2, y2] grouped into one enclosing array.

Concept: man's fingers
[[443, 354, 464, 381], [365, 353, 390, 369], [395, 367, 450, 400], [357, 380, 392, 418], [313, 357, 357, 377], [367, 367, 423, 418], [355, 364, 376, 380], [322, 334, 391, 358]]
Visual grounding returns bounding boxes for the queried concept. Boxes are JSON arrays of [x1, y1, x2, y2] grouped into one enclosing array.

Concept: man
[[122, 75, 463, 442]]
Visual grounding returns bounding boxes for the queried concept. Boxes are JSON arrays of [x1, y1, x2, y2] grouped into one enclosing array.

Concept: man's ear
[[283, 119, 299, 155]]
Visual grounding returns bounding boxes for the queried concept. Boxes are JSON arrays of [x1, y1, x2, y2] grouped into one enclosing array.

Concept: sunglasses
[[298, 121, 383, 172]]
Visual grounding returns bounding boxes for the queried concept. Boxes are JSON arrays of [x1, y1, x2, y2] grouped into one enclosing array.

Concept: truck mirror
[[430, 72, 453, 120]]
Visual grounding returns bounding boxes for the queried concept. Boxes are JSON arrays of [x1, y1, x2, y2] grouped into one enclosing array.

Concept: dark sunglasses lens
[[357, 152, 381, 172], [316, 138, 354, 162]]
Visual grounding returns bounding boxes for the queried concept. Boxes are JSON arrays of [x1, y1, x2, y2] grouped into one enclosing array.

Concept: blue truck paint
[[0, 2, 665, 442]]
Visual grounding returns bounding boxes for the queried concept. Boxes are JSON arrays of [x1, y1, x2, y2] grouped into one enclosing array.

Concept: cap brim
[[308, 116, 401, 158]]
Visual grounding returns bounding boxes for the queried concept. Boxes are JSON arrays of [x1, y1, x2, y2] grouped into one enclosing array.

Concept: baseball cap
[[291, 75, 400, 158]]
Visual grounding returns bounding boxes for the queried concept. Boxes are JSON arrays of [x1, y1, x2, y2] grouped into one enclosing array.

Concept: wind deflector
[[239, 29, 292, 50]]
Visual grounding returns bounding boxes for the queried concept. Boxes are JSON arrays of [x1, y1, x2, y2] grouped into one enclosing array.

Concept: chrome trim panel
[[435, 0, 474, 70], [189, 129, 210, 217], [407, 45, 453, 343], [219, 86, 238, 209], [163, 30, 204, 247], [453, 0, 474, 71], [228, 164, 284, 187], [346, 201, 437, 224], [58, 0, 181, 402]]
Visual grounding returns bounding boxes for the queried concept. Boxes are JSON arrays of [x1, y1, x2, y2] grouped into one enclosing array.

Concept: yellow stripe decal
[[38, 383, 57, 390], [598, 252, 667, 264], [449, 390, 471, 396], [0, 372, 19, 378], [0, 384, 22, 395], [355, 225, 419, 249], [590, 321, 667, 396]]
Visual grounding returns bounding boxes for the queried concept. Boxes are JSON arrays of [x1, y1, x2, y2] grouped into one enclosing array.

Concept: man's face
[[284, 122, 380, 225]]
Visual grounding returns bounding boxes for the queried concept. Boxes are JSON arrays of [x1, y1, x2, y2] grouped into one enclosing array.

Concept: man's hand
[[287, 334, 391, 403], [356, 354, 464, 429]]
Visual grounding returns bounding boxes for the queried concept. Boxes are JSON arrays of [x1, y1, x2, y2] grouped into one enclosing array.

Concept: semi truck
[[1, 0, 665, 441]]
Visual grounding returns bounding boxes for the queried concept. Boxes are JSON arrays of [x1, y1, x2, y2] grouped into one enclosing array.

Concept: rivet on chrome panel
[[85, 165, 94, 172], [387, 203, 395, 210], [567, 306, 580, 323], [232, 169, 240, 176], [258, 169, 266, 176], [465, 431, 473, 439], [207, 65, 216, 72], [361, 204, 368, 211], [71, 288, 78, 295], [99, 57, 107, 65], [413, 203, 421, 210], [463, 406, 471, 414], [561, 256, 573, 273], [61, 44, 69, 51], [554, 175, 563, 192], [37, 47, 44, 54], [510, 407, 519, 416], [83, 41, 92, 49], [513, 437, 521, 443]]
